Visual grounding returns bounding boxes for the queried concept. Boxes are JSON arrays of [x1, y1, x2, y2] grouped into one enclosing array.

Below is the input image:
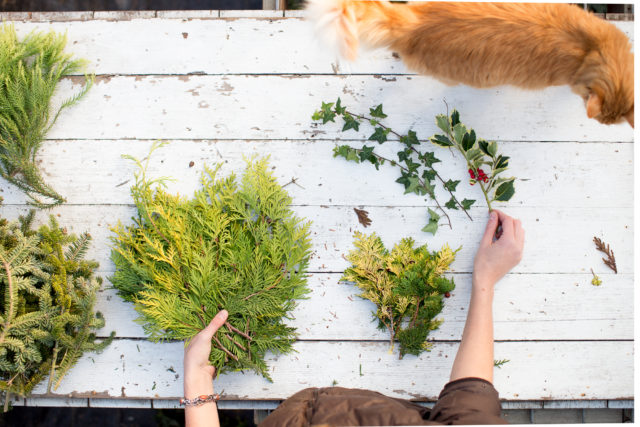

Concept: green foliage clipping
[[341, 232, 458, 358], [110, 142, 312, 380], [0, 207, 112, 411], [0, 24, 93, 208]]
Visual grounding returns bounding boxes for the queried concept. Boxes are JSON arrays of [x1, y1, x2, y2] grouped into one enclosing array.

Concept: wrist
[[184, 375, 214, 398], [471, 276, 495, 292]]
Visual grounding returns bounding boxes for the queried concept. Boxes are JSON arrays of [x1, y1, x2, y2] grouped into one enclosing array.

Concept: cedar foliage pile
[[0, 206, 112, 411], [342, 232, 457, 358], [0, 24, 92, 208], [110, 143, 312, 380]]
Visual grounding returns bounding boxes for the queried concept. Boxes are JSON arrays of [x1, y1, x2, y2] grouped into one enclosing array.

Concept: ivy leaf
[[421, 208, 440, 235], [397, 149, 411, 163], [443, 179, 460, 192], [400, 130, 420, 147], [333, 145, 350, 159], [461, 129, 476, 151], [444, 197, 458, 210], [358, 145, 376, 163], [396, 171, 411, 189], [435, 114, 450, 133], [461, 199, 475, 210], [450, 109, 460, 127], [430, 134, 453, 147], [342, 114, 360, 132], [320, 101, 336, 124], [404, 158, 420, 174], [419, 151, 441, 167], [422, 169, 437, 182], [422, 181, 436, 197], [335, 97, 346, 115], [369, 104, 388, 118], [404, 177, 421, 194], [345, 149, 360, 163], [369, 127, 388, 144], [494, 179, 515, 202], [311, 110, 323, 121]]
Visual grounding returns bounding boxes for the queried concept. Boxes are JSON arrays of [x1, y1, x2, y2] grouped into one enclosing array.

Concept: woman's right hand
[[472, 210, 525, 288]]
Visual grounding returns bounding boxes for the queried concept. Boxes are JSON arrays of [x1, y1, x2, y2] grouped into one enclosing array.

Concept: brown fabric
[[260, 377, 506, 426]]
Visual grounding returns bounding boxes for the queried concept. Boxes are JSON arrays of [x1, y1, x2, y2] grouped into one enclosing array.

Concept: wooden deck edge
[[12, 397, 633, 409], [0, 10, 631, 22]]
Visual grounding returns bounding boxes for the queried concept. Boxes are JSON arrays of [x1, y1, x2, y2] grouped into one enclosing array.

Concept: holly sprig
[[312, 98, 474, 234], [430, 109, 516, 210]]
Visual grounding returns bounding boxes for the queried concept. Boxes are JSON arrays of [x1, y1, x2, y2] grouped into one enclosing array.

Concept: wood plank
[[0, 205, 632, 275], [90, 272, 633, 341], [0, 140, 632, 209], [8, 19, 632, 76], [26, 340, 633, 401], [41, 75, 634, 142]]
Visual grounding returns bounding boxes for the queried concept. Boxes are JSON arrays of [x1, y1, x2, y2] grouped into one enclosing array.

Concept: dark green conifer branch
[[0, 24, 93, 208], [110, 142, 313, 380], [0, 205, 113, 412]]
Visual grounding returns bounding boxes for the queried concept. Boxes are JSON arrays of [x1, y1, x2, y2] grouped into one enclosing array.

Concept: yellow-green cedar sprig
[[341, 232, 458, 358], [110, 142, 313, 380], [0, 23, 93, 208]]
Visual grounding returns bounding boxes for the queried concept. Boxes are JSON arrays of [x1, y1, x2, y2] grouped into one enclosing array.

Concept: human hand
[[183, 309, 228, 397], [472, 210, 524, 289]]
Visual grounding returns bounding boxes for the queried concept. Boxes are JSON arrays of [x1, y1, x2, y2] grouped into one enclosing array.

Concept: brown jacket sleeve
[[429, 377, 507, 425]]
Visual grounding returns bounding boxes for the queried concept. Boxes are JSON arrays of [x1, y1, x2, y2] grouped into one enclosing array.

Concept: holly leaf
[[443, 179, 460, 192], [478, 139, 490, 156], [421, 208, 440, 235], [495, 155, 509, 170], [369, 104, 387, 118], [342, 114, 360, 132], [430, 134, 453, 147], [444, 197, 458, 210], [422, 169, 437, 182], [369, 127, 388, 144], [452, 123, 467, 145], [400, 130, 420, 147], [435, 114, 450, 133], [494, 179, 515, 202], [461, 129, 476, 151], [450, 109, 460, 127], [487, 141, 498, 157], [461, 199, 475, 210]]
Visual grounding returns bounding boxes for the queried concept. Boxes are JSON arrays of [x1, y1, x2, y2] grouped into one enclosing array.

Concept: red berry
[[444, 292, 451, 298]]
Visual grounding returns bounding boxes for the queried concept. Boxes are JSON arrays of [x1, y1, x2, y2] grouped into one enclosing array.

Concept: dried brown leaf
[[593, 236, 617, 274], [353, 208, 372, 227]]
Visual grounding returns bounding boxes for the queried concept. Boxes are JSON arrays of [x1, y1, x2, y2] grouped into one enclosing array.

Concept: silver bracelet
[[180, 393, 221, 407]]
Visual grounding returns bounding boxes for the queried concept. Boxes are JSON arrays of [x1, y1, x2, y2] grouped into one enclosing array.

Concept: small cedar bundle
[[342, 232, 458, 358]]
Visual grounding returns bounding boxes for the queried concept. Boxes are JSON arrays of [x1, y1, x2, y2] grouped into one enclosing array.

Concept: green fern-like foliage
[[342, 232, 458, 358], [0, 208, 113, 411], [110, 142, 312, 380], [0, 23, 93, 208]]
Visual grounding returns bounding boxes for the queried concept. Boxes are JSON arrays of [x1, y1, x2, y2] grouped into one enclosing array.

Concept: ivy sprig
[[430, 109, 516, 210], [312, 98, 473, 234]]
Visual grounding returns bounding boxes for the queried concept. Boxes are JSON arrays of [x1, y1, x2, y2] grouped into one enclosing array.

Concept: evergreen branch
[[593, 237, 617, 274], [225, 321, 252, 341], [0, 258, 15, 347], [243, 272, 287, 301], [213, 336, 238, 361], [224, 333, 247, 352]]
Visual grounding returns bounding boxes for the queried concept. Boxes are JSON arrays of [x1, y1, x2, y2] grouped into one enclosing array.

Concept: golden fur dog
[[307, 1, 634, 127]]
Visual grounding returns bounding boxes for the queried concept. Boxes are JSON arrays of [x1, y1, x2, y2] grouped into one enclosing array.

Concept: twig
[[213, 336, 238, 361], [243, 273, 287, 301], [353, 208, 372, 227], [225, 321, 253, 341], [593, 237, 617, 273], [224, 333, 247, 352], [282, 177, 305, 190]]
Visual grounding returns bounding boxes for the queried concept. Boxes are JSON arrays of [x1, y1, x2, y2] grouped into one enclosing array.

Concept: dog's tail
[[305, 0, 416, 61]]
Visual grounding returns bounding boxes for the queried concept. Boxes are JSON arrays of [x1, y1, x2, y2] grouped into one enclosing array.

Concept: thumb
[[480, 210, 499, 247], [201, 309, 228, 340]]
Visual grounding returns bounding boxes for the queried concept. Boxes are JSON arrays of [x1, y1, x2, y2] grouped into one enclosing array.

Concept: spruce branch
[[593, 237, 617, 274]]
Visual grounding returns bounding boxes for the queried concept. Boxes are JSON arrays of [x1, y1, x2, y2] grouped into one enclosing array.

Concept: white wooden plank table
[[0, 11, 633, 411]]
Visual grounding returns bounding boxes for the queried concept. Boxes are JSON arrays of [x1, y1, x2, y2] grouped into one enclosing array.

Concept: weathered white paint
[[0, 205, 632, 276], [26, 340, 633, 401], [0, 140, 633, 208], [91, 272, 633, 341], [39, 75, 634, 142], [6, 19, 632, 76]]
